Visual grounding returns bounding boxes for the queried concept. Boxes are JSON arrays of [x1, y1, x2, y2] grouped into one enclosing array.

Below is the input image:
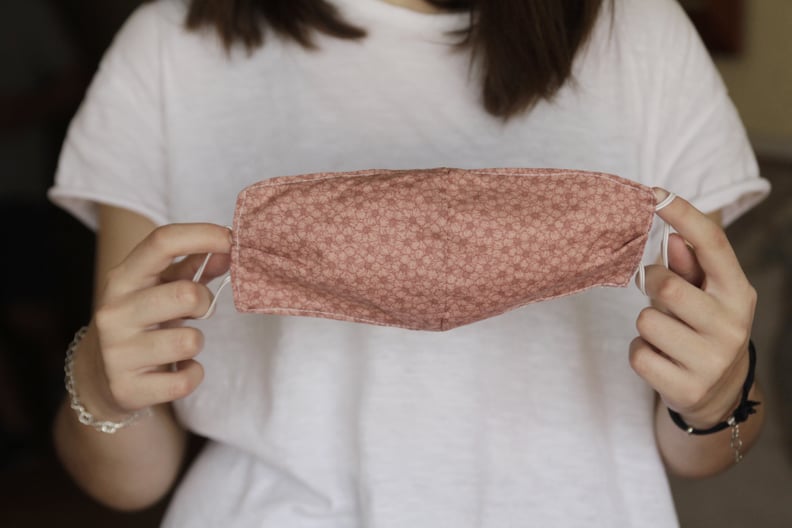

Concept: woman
[[50, 0, 769, 525]]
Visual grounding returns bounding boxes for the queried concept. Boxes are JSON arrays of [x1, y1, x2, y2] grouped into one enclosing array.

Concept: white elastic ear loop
[[637, 192, 676, 296], [192, 253, 231, 320], [192, 226, 233, 320]]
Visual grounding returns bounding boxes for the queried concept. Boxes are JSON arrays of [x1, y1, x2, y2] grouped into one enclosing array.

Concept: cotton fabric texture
[[231, 168, 656, 331], [50, 0, 769, 526]]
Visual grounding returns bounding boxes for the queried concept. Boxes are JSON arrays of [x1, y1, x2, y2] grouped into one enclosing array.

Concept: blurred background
[[0, 0, 789, 526]]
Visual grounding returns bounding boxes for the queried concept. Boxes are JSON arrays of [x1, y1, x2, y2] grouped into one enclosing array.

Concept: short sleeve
[[48, 3, 169, 230], [633, 0, 770, 226]]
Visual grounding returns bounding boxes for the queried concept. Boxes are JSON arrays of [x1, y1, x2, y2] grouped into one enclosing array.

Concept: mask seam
[[470, 168, 647, 196], [441, 167, 450, 331], [238, 303, 450, 319], [230, 186, 252, 309], [246, 167, 646, 194], [247, 168, 395, 189], [235, 306, 435, 330], [245, 169, 651, 210]]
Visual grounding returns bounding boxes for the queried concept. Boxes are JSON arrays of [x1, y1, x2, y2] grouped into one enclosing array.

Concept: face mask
[[195, 168, 675, 331]]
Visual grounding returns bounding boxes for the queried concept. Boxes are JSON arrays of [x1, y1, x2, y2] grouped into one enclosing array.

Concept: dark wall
[[0, 1, 170, 525]]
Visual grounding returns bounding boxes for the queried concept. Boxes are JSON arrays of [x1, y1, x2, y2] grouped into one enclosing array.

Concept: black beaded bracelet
[[668, 339, 760, 436]]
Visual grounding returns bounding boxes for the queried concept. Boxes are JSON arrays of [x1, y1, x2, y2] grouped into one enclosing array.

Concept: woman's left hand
[[630, 188, 757, 430]]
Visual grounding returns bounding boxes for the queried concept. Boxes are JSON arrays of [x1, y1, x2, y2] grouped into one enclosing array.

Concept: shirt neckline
[[331, 0, 470, 34]]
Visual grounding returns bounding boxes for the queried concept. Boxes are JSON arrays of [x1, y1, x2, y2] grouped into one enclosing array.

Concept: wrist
[[69, 326, 121, 418], [676, 390, 744, 431], [666, 340, 760, 462], [66, 325, 150, 432]]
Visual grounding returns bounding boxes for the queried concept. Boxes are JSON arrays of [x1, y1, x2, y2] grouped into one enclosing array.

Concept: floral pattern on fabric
[[231, 168, 655, 331]]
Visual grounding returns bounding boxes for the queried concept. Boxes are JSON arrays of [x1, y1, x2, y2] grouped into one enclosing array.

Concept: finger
[[115, 360, 204, 409], [635, 307, 709, 371], [629, 336, 693, 399], [638, 265, 724, 335], [667, 234, 704, 287], [101, 280, 214, 331], [107, 327, 205, 372], [160, 253, 231, 284], [112, 224, 232, 296], [652, 188, 745, 292]]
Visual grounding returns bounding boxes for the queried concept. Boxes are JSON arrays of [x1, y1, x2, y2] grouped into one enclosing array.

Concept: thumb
[[667, 233, 705, 288]]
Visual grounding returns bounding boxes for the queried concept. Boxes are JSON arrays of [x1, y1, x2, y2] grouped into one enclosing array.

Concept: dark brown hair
[[186, 0, 606, 118]]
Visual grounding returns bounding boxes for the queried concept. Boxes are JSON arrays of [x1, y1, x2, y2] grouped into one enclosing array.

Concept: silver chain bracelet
[[64, 326, 150, 434]]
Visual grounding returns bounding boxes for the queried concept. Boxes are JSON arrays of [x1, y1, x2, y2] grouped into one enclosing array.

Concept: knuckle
[[628, 343, 651, 377], [703, 355, 731, 385], [147, 225, 174, 253], [709, 227, 731, 252], [100, 341, 123, 368], [744, 284, 758, 308], [715, 318, 749, 350], [149, 224, 170, 245], [168, 377, 191, 400], [725, 324, 750, 350], [173, 280, 203, 308], [635, 307, 655, 334], [656, 276, 683, 303], [103, 265, 124, 287], [177, 328, 204, 356], [168, 366, 203, 400], [93, 304, 118, 333], [98, 266, 128, 302]]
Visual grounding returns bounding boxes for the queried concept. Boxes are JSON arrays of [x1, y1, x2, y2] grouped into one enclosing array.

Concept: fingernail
[[653, 187, 669, 203]]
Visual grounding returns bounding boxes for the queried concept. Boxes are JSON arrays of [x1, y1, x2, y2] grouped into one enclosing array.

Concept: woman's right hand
[[77, 223, 232, 420]]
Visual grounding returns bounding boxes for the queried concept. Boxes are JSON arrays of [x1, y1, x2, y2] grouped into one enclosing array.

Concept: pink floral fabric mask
[[195, 168, 674, 331]]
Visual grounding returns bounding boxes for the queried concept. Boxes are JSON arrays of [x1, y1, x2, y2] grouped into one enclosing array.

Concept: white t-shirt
[[50, 0, 770, 526]]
